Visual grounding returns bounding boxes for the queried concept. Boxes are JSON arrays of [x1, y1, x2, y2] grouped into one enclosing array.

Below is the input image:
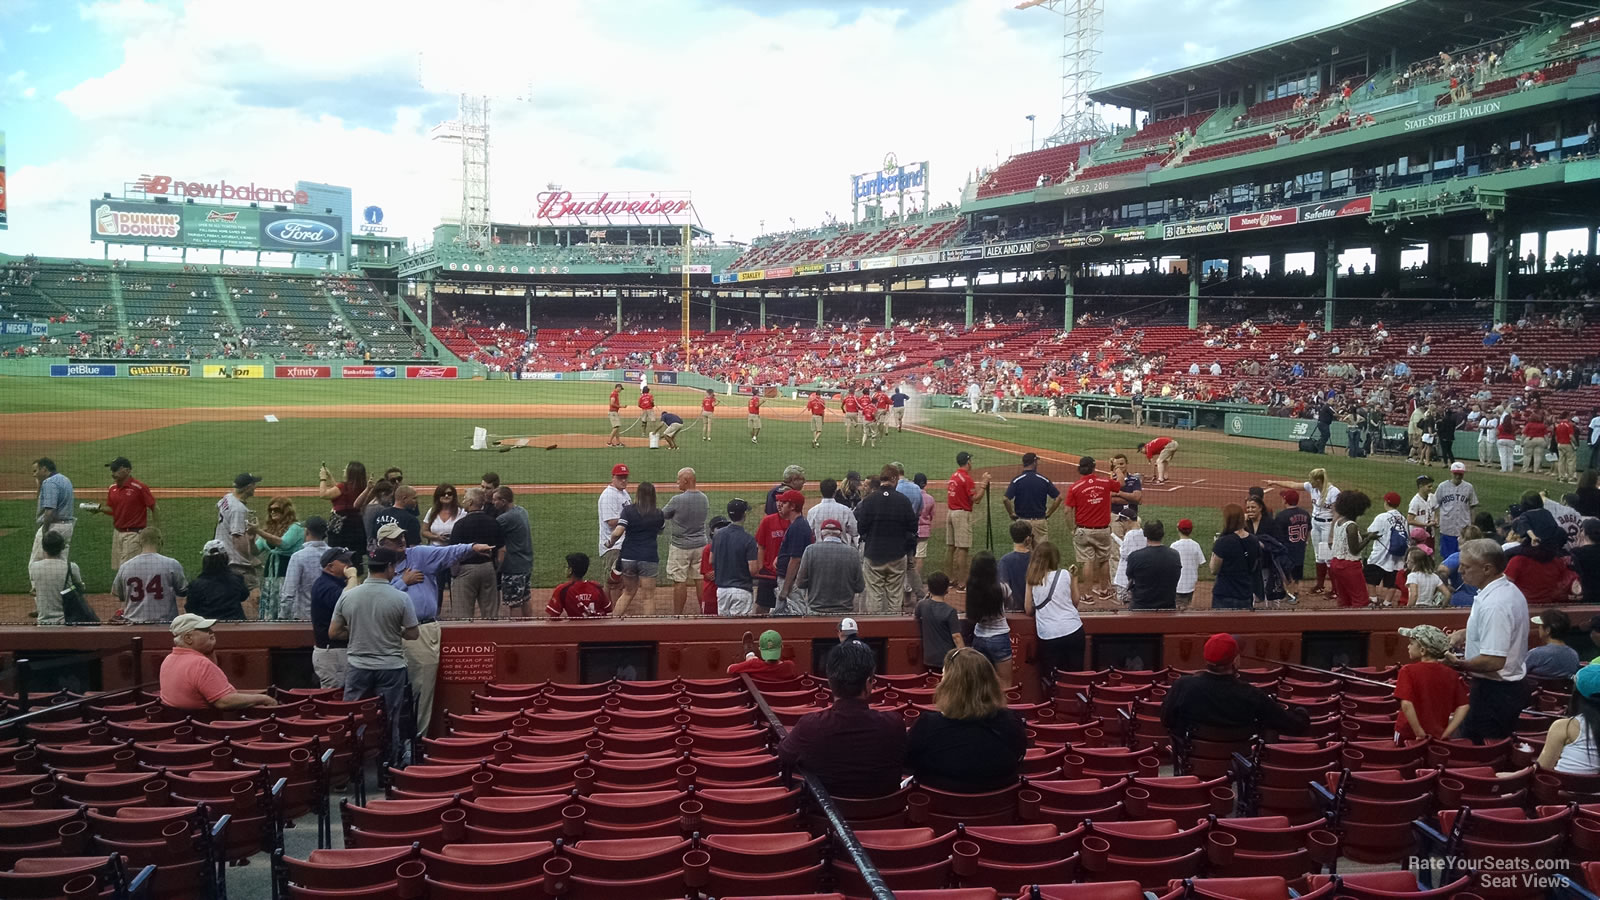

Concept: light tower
[[1016, 0, 1111, 146], [457, 94, 491, 250]]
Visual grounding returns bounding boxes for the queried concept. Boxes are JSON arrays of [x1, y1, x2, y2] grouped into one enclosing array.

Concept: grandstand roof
[[1089, 0, 1596, 110]]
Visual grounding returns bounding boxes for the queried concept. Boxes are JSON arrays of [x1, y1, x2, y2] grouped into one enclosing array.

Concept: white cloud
[[28, 22, 50, 33], [22, 86, 36, 98]]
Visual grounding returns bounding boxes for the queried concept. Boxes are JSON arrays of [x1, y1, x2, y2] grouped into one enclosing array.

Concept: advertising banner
[[897, 251, 941, 267], [794, 263, 824, 276], [274, 365, 331, 379], [938, 247, 984, 262], [1297, 194, 1373, 223], [982, 239, 1052, 259], [90, 199, 343, 252], [1055, 232, 1107, 249], [668, 264, 711, 274], [258, 210, 343, 252], [653, 371, 678, 384], [1, 322, 48, 335], [860, 256, 895, 270], [1228, 208, 1300, 232], [0, 130, 7, 230], [851, 161, 928, 202], [522, 372, 563, 381], [1106, 227, 1149, 244], [406, 365, 457, 379], [736, 270, 765, 282], [202, 364, 263, 378], [342, 365, 397, 378], [127, 364, 190, 377], [710, 273, 733, 284], [824, 260, 861, 273], [50, 363, 116, 377], [184, 205, 256, 249], [764, 266, 793, 279], [1163, 219, 1227, 240]]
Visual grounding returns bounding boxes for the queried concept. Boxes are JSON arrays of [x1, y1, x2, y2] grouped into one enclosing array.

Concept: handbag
[[59, 564, 99, 625], [1032, 570, 1067, 612]]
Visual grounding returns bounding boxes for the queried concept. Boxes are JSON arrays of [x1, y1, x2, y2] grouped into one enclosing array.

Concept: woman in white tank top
[[1538, 666, 1600, 775]]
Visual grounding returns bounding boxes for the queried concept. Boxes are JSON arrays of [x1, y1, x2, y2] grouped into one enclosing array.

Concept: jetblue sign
[[852, 162, 928, 202], [50, 363, 116, 377], [258, 210, 343, 252]]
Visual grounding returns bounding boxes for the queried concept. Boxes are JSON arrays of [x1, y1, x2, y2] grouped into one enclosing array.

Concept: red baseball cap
[[1383, 491, 1402, 506], [1203, 633, 1238, 665], [1279, 489, 1300, 505], [1177, 518, 1193, 531], [611, 464, 629, 478], [777, 489, 805, 508]]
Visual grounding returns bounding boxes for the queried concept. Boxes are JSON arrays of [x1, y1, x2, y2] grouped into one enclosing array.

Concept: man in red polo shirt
[[946, 451, 992, 590], [700, 389, 718, 442], [638, 385, 658, 437], [806, 392, 827, 448], [860, 396, 880, 448], [159, 614, 275, 711], [1065, 456, 1118, 603], [606, 383, 625, 447], [1522, 414, 1549, 475], [1137, 436, 1179, 484], [1555, 414, 1578, 483], [98, 456, 157, 572], [841, 389, 861, 444], [747, 392, 764, 444]]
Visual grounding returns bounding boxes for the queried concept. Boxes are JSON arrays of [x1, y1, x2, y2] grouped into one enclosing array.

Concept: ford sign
[[264, 218, 339, 248]]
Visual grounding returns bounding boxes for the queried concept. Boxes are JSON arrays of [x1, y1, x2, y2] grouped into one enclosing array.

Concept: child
[[915, 572, 965, 671], [728, 629, 800, 682], [700, 516, 729, 615], [1110, 520, 1147, 605], [1404, 548, 1445, 608], [997, 520, 1034, 612], [1394, 624, 1469, 740], [1171, 518, 1205, 610], [546, 552, 612, 619]]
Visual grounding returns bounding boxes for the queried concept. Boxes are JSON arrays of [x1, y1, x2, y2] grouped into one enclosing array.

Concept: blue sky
[[0, 0, 1403, 257]]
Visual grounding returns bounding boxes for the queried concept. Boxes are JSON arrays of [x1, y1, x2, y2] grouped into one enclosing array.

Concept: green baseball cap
[[758, 630, 783, 662]]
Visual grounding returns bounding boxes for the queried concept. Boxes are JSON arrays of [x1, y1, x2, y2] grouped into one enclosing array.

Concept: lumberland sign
[[1401, 99, 1503, 132], [534, 191, 693, 222], [135, 174, 310, 205]]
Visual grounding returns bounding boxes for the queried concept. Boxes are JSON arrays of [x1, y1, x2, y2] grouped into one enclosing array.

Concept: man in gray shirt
[[491, 486, 533, 618], [1434, 462, 1480, 559], [663, 467, 710, 615], [330, 547, 418, 764], [112, 527, 188, 624], [796, 519, 864, 613], [31, 457, 76, 563]]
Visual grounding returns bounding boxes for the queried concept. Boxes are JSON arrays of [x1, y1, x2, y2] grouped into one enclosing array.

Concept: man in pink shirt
[[159, 614, 276, 711]]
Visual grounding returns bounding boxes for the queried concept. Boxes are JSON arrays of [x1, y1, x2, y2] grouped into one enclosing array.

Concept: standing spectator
[[775, 492, 815, 615], [1364, 492, 1408, 607], [906, 648, 1026, 792], [1394, 624, 1469, 740], [1108, 453, 1144, 549], [912, 473, 935, 582], [1523, 415, 1550, 475], [945, 452, 991, 590], [1327, 490, 1375, 608], [379, 485, 423, 548], [1555, 415, 1579, 483], [807, 478, 859, 546], [997, 520, 1034, 611], [1577, 470, 1600, 519], [1025, 541, 1083, 687], [546, 553, 612, 618], [964, 551, 1013, 685], [765, 466, 807, 515], [796, 518, 863, 614], [309, 547, 356, 689], [215, 473, 262, 613], [1526, 609, 1581, 680], [1404, 549, 1447, 608], [728, 629, 801, 682], [1111, 517, 1148, 603], [30, 457, 75, 564], [279, 517, 331, 622], [319, 462, 375, 573], [1003, 452, 1060, 550], [777, 639, 906, 798], [449, 487, 503, 619], [479, 472, 500, 494], [662, 468, 709, 615], [1064, 457, 1117, 604], [1409, 476, 1439, 546], [1172, 519, 1206, 609], [491, 487, 533, 618], [29, 530, 82, 626], [158, 615, 274, 710], [856, 467, 918, 614], [1589, 407, 1600, 470], [98, 456, 156, 573], [112, 528, 187, 624], [254, 497, 304, 620], [892, 464, 929, 606], [838, 471, 865, 510], [603, 482, 667, 617], [1210, 504, 1261, 611], [1496, 413, 1519, 472], [186, 541, 249, 620], [1536, 665, 1600, 775], [421, 483, 461, 546], [713, 499, 760, 615], [360, 481, 398, 553], [597, 465, 631, 604], [1273, 490, 1311, 586], [1126, 520, 1181, 610], [330, 547, 419, 764], [1437, 405, 1459, 467], [1477, 405, 1498, 467], [915, 572, 964, 671], [1446, 539, 1531, 741], [1434, 462, 1479, 559]]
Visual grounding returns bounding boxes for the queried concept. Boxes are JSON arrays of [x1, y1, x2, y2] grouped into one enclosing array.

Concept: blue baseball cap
[[1577, 664, 1600, 699]]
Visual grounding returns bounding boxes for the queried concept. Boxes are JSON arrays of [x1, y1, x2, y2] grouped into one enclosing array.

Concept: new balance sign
[[275, 365, 331, 379], [406, 366, 456, 379], [343, 365, 397, 379]]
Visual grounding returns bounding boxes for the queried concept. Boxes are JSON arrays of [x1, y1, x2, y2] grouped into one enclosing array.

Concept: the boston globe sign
[[89, 199, 343, 253]]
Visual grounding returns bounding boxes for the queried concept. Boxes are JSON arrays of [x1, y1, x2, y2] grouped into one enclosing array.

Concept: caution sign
[[439, 642, 499, 683]]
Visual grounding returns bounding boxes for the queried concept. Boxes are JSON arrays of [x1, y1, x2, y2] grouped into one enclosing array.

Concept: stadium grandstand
[[9, 2, 1600, 900]]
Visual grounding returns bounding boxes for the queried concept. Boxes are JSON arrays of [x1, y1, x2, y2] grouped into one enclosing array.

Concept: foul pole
[[681, 224, 692, 362]]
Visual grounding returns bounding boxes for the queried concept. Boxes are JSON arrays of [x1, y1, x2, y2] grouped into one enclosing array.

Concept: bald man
[[663, 467, 710, 614]]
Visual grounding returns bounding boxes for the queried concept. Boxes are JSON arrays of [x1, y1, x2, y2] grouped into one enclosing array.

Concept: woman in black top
[[1242, 496, 1271, 535], [603, 481, 666, 617], [838, 471, 865, 509], [186, 544, 248, 620], [1210, 503, 1260, 611], [907, 647, 1026, 793], [1574, 469, 1600, 519]]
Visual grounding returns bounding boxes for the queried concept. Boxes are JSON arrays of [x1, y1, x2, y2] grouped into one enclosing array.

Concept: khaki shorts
[[915, 538, 929, 559], [1074, 527, 1113, 563], [598, 547, 623, 582], [1020, 517, 1050, 549], [845, 412, 862, 427], [894, 407, 906, 425], [947, 509, 974, 549], [608, 411, 622, 428], [111, 530, 144, 571], [701, 410, 714, 421], [666, 543, 701, 583], [1157, 441, 1178, 464], [811, 415, 823, 431], [662, 422, 684, 438], [747, 414, 762, 428]]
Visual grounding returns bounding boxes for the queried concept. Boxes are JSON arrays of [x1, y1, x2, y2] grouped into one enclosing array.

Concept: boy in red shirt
[[747, 394, 763, 444], [1393, 624, 1468, 739], [727, 629, 800, 682], [700, 389, 718, 442], [1137, 436, 1179, 484], [806, 393, 827, 448], [699, 516, 729, 614], [607, 384, 625, 448], [638, 386, 658, 436], [754, 502, 791, 613], [547, 552, 613, 618]]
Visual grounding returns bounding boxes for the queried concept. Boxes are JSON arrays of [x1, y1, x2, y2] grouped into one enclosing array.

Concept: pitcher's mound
[[495, 433, 655, 450]]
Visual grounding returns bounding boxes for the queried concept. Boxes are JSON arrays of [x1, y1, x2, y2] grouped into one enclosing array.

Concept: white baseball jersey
[[1304, 482, 1340, 520], [113, 552, 188, 623]]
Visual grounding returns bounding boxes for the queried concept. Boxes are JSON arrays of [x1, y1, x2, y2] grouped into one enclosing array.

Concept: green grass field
[[0, 377, 1559, 608]]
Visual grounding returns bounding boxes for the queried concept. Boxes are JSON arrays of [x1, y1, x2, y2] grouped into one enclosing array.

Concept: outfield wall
[[0, 358, 470, 379]]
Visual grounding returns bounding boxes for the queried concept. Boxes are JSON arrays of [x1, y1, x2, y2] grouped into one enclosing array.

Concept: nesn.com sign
[[50, 364, 117, 377]]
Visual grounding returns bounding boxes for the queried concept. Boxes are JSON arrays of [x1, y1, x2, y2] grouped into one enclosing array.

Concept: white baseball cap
[[840, 617, 858, 634], [202, 539, 228, 555], [1450, 462, 1466, 473], [376, 522, 406, 541], [171, 613, 217, 636]]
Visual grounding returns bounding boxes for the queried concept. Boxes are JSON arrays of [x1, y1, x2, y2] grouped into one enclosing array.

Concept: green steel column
[[1324, 239, 1337, 333], [710, 293, 718, 332], [759, 295, 767, 329], [525, 293, 532, 335], [1493, 220, 1510, 323], [1536, 231, 1548, 274], [1063, 270, 1075, 334], [817, 293, 824, 328], [1187, 257, 1200, 330], [964, 279, 974, 329], [615, 295, 622, 332], [884, 292, 892, 331], [425, 272, 434, 331]]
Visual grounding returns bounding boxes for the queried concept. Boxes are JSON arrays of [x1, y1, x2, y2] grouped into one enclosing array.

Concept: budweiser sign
[[135, 174, 310, 206], [274, 365, 330, 379], [406, 365, 457, 379], [534, 191, 692, 221]]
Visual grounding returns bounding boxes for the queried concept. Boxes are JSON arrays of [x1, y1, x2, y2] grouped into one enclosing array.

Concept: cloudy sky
[[0, 0, 1402, 257]]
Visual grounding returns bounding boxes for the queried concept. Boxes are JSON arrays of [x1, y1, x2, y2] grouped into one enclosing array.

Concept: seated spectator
[[728, 629, 801, 682], [1536, 663, 1600, 774], [1394, 625, 1469, 740], [159, 614, 275, 710], [186, 540, 249, 620], [906, 647, 1026, 792], [777, 638, 907, 798], [1506, 546, 1578, 605], [1526, 609, 1582, 681], [1161, 633, 1310, 737], [1572, 519, 1600, 603], [546, 552, 612, 618]]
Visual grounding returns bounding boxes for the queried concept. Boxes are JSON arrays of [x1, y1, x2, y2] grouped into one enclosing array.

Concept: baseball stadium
[[3, 1, 1600, 898]]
